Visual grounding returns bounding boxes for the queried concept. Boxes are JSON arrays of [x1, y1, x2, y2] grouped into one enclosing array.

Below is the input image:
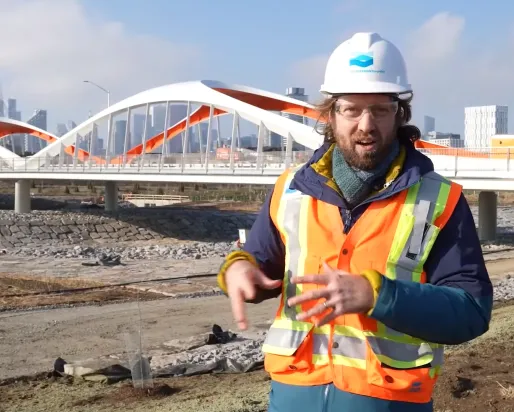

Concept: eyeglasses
[[334, 101, 399, 121]]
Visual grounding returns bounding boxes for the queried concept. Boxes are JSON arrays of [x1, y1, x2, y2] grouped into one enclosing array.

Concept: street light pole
[[83, 80, 110, 108], [84, 80, 111, 161]]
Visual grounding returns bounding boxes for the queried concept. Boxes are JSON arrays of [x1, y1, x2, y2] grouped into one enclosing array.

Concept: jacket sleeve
[[370, 193, 493, 345], [241, 188, 285, 303], [214, 185, 286, 302]]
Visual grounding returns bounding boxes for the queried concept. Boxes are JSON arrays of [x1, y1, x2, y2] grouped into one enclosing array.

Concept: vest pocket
[[365, 337, 436, 392], [263, 324, 315, 373]]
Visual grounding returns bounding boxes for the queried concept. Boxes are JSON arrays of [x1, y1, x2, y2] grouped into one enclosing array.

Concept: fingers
[[287, 289, 329, 307], [291, 274, 329, 285], [295, 298, 338, 321], [229, 287, 248, 330], [228, 267, 272, 331], [255, 271, 282, 290]]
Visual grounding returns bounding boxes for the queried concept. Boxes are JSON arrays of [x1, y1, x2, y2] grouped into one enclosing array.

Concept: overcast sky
[[0, 0, 512, 137]]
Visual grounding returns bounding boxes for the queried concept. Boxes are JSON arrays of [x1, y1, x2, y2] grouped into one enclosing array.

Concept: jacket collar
[[289, 140, 434, 208]]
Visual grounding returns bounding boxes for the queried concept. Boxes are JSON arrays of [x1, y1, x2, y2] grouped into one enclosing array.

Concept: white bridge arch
[[26, 80, 324, 170]]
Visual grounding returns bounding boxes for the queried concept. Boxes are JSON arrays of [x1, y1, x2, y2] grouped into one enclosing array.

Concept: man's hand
[[287, 262, 374, 326], [225, 260, 282, 330]]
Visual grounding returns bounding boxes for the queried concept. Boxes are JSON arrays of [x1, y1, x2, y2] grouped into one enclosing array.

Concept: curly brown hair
[[314, 94, 414, 144]]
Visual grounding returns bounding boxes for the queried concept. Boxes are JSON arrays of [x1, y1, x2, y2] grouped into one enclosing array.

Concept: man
[[216, 32, 493, 412]]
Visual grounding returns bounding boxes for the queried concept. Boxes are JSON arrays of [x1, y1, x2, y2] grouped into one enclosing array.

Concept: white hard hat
[[320, 32, 412, 96]]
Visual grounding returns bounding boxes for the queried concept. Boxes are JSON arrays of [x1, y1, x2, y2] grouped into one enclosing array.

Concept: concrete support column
[[478, 191, 497, 241], [14, 180, 31, 214], [104, 181, 118, 213]]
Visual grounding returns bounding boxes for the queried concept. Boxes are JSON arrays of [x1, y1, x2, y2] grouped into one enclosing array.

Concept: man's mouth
[[355, 140, 378, 151], [356, 139, 376, 146]]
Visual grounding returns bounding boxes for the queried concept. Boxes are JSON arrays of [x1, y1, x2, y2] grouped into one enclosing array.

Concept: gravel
[[7, 242, 234, 260], [156, 334, 267, 373], [493, 275, 514, 301]]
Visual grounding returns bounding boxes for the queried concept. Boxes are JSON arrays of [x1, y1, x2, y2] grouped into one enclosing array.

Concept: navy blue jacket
[[243, 141, 493, 345]]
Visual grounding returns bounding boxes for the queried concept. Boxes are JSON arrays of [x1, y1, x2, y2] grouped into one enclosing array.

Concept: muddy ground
[[0, 249, 512, 411], [0, 301, 512, 412]]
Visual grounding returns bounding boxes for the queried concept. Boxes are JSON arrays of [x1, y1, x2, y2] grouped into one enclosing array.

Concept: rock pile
[[0, 208, 256, 248], [154, 334, 266, 375], [8, 242, 234, 260], [493, 275, 514, 301]]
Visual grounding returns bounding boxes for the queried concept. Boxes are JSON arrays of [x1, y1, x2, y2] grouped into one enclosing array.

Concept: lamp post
[[83, 80, 110, 107], [84, 80, 111, 160]]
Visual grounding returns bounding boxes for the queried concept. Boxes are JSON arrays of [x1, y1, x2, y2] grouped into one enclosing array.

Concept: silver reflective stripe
[[396, 172, 449, 279], [263, 174, 315, 354], [312, 333, 367, 359], [387, 174, 451, 337], [265, 327, 310, 350], [408, 199, 431, 256], [281, 183, 304, 320], [367, 337, 437, 365], [432, 347, 444, 366], [312, 333, 330, 355]]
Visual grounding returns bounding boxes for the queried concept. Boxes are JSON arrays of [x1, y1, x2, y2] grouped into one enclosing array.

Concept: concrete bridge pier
[[478, 191, 497, 241], [104, 181, 118, 212], [14, 180, 31, 214]]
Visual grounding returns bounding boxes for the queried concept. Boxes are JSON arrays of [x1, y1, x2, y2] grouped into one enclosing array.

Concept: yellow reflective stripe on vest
[[262, 172, 313, 355], [388, 171, 452, 283], [376, 171, 450, 369], [264, 170, 450, 372]]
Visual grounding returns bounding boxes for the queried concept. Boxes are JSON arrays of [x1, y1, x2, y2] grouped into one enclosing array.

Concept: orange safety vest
[[262, 168, 462, 403]]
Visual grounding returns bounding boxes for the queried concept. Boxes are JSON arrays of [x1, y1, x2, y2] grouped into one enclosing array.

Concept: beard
[[336, 130, 395, 171]]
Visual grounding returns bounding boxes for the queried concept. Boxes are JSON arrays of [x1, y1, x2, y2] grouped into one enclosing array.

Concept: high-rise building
[[150, 105, 166, 131], [114, 120, 127, 155], [464, 105, 508, 148], [268, 87, 309, 150], [27, 109, 47, 130], [5, 99, 23, 154], [132, 114, 146, 149], [282, 87, 309, 150], [167, 104, 188, 153], [283, 87, 309, 123], [423, 116, 435, 137], [7, 99, 20, 121], [56, 123, 68, 137], [426, 131, 463, 148], [0, 84, 4, 118], [25, 109, 47, 153]]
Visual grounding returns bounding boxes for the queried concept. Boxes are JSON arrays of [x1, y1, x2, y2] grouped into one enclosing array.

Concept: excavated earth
[[0, 203, 513, 411], [0, 301, 513, 412]]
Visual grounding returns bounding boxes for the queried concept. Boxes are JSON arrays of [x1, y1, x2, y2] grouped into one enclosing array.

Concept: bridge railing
[[121, 194, 190, 202], [0, 151, 316, 173], [0, 147, 513, 176]]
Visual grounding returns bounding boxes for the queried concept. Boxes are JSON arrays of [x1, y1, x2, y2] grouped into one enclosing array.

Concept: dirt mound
[[0, 274, 165, 311], [432, 303, 514, 411], [0, 303, 512, 412]]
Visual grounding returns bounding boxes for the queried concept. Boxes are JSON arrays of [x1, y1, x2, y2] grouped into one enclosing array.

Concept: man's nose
[[358, 112, 376, 134]]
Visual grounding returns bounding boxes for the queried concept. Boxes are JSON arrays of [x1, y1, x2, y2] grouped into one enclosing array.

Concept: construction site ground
[[0, 251, 513, 411]]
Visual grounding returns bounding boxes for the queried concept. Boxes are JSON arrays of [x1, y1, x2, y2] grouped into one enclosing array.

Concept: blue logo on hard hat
[[349, 53, 374, 68]]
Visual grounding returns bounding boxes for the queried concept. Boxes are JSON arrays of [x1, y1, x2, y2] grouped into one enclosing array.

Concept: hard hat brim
[[320, 81, 412, 96]]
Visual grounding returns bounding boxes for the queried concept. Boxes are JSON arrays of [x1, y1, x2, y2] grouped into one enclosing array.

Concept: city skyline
[[2, 85, 513, 155], [0, 0, 513, 140]]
